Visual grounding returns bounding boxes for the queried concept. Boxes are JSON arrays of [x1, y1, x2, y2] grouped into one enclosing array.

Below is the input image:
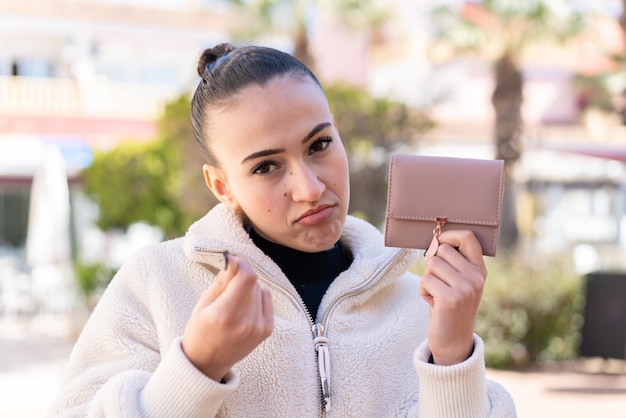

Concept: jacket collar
[[183, 203, 419, 291]]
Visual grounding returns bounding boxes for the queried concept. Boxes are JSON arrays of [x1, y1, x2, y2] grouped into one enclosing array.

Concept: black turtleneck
[[248, 227, 353, 319]]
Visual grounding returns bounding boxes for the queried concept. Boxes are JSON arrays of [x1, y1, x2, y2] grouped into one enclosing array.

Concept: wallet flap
[[386, 154, 504, 226]]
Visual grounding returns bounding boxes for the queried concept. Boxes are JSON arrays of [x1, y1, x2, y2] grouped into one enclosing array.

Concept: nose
[[290, 163, 325, 202]]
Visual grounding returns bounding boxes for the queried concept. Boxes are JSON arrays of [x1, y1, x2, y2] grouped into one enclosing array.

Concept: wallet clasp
[[433, 217, 447, 237]]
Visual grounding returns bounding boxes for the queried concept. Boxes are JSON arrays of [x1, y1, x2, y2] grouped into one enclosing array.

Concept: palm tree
[[225, 1, 435, 228], [431, 0, 587, 247], [621, 0, 626, 41], [229, 0, 388, 72], [617, 0, 626, 124]]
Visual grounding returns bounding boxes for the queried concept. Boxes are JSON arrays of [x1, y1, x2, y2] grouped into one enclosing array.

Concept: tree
[[617, 0, 626, 124], [229, 0, 389, 70], [325, 84, 433, 226], [82, 88, 431, 237], [569, 5, 626, 127], [81, 138, 182, 237], [157, 94, 219, 230], [621, 0, 626, 53], [431, 0, 586, 247], [81, 94, 217, 239]]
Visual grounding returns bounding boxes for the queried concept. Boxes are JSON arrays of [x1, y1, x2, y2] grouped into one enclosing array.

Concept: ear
[[203, 164, 237, 209]]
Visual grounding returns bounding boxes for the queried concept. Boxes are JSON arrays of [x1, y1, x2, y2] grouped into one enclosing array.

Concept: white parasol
[[25, 143, 75, 316], [26, 144, 71, 266]]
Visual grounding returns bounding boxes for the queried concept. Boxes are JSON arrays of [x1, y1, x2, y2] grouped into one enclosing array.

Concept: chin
[[304, 228, 344, 253], [299, 243, 336, 253]]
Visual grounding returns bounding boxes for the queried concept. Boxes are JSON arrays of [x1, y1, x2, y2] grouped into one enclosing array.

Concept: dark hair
[[191, 43, 322, 165]]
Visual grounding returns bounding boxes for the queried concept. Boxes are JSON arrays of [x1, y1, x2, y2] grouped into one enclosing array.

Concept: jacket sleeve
[[412, 335, 517, 418], [47, 250, 238, 417]]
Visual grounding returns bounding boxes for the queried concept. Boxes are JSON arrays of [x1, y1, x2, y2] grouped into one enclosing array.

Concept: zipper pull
[[312, 323, 331, 414], [192, 247, 228, 270]]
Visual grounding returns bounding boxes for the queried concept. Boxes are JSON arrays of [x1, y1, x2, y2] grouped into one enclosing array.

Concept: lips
[[295, 205, 334, 226]]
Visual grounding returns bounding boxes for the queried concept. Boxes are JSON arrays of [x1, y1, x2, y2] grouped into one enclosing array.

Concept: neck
[[248, 226, 352, 318]]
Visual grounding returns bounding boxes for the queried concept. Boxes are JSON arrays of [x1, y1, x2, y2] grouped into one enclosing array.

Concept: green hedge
[[477, 253, 585, 368], [74, 262, 116, 299], [411, 252, 585, 369]]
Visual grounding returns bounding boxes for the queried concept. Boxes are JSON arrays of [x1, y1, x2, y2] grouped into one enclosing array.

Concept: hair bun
[[197, 43, 236, 77]]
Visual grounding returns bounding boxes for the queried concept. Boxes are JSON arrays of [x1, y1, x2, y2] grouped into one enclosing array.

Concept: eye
[[309, 136, 332, 154], [251, 160, 278, 175]]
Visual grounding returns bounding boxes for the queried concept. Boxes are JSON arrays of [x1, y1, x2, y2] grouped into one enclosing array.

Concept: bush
[[325, 83, 433, 226], [410, 251, 585, 368], [74, 262, 116, 304], [477, 253, 585, 368], [81, 139, 184, 237]]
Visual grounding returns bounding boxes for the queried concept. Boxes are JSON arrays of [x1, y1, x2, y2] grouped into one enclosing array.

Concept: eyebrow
[[241, 122, 332, 164]]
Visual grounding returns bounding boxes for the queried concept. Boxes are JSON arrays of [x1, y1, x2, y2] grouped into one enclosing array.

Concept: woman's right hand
[[182, 254, 274, 382]]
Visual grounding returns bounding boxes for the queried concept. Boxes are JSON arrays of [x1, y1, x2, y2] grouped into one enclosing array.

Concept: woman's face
[[203, 75, 350, 252]]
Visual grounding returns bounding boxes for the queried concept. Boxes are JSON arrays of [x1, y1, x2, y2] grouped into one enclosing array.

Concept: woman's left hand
[[419, 229, 487, 365]]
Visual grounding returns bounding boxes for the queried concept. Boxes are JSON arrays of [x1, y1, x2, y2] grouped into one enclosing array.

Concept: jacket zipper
[[313, 248, 407, 417], [193, 246, 407, 417]]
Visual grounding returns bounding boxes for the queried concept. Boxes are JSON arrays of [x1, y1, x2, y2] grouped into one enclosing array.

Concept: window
[[0, 58, 10, 76], [10, 58, 52, 77], [0, 186, 30, 249]]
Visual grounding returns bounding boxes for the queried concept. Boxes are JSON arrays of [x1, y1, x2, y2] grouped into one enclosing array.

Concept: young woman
[[49, 43, 516, 417]]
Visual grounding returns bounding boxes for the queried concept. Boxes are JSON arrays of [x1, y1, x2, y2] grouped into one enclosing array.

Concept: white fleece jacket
[[49, 203, 516, 417]]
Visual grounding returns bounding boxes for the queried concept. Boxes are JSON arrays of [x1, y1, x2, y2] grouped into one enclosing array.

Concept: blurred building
[[2, 0, 626, 284], [0, 0, 242, 315], [363, 0, 626, 271]]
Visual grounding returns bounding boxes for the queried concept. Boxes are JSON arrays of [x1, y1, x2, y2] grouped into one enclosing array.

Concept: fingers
[[421, 229, 487, 310], [420, 235, 485, 365], [436, 229, 485, 269], [197, 253, 237, 306], [208, 255, 272, 335], [420, 268, 482, 310], [260, 288, 274, 334], [427, 230, 487, 281], [424, 235, 439, 260], [418, 277, 435, 308], [220, 256, 261, 305], [183, 254, 274, 380]]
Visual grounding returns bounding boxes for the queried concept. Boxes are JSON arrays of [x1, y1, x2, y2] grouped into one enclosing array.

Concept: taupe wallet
[[384, 154, 505, 256]]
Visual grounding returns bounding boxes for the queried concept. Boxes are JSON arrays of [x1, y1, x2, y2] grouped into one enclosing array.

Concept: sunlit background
[[1, 1, 626, 417]]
